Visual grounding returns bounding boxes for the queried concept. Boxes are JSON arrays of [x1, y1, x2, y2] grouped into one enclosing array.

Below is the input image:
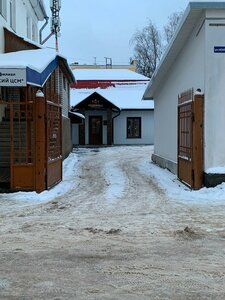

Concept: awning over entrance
[[0, 49, 75, 87], [69, 111, 85, 124]]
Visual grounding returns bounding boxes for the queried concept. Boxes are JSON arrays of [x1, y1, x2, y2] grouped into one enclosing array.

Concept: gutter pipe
[[112, 109, 121, 144], [39, 16, 49, 44]]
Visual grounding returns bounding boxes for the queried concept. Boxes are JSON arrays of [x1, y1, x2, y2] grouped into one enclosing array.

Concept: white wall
[[16, 0, 39, 41], [154, 14, 205, 165], [0, 0, 42, 53], [204, 10, 225, 170], [0, 7, 7, 53], [72, 109, 154, 145], [72, 123, 79, 145], [113, 110, 154, 145]]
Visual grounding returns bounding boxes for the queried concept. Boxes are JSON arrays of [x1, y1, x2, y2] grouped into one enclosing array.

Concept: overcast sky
[[42, 0, 199, 65]]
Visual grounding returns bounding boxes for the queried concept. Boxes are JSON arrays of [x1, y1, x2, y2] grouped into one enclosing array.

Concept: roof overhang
[[71, 91, 120, 111], [29, 0, 48, 20], [0, 49, 75, 87], [143, 1, 225, 100], [69, 111, 85, 124], [0, 59, 58, 87]]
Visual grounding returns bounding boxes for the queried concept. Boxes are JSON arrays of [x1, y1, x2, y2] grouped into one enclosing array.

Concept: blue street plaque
[[214, 46, 225, 53]]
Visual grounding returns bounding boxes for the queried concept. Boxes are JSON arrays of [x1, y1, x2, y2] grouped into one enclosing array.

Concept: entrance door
[[89, 116, 102, 145], [178, 89, 204, 189]]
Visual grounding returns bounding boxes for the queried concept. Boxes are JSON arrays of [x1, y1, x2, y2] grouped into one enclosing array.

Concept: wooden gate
[[11, 98, 35, 190], [0, 90, 35, 190], [0, 87, 62, 192], [178, 89, 204, 189], [46, 102, 62, 189]]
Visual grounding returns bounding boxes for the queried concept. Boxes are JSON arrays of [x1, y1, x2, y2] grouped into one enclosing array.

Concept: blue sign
[[214, 46, 225, 53]]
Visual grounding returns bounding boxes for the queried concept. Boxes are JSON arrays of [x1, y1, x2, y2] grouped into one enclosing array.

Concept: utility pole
[[50, 0, 61, 52], [40, 0, 61, 52]]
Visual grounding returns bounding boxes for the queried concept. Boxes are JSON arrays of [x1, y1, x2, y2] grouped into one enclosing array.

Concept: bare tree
[[130, 12, 183, 78], [164, 11, 183, 45], [131, 20, 162, 78]]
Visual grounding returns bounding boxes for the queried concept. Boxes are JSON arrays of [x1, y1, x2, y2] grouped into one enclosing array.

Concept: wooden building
[[0, 48, 75, 192]]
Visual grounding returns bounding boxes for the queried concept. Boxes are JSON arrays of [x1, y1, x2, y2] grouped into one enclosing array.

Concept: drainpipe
[[39, 16, 49, 45], [112, 109, 121, 144]]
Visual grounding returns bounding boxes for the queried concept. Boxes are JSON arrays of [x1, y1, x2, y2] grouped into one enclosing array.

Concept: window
[[127, 117, 141, 138], [0, 0, 7, 19], [26, 14, 31, 39], [10, 0, 16, 31], [32, 21, 37, 41]]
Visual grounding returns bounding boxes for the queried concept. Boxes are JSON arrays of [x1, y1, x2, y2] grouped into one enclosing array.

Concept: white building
[[0, 0, 47, 53], [144, 1, 225, 188], [70, 69, 154, 146]]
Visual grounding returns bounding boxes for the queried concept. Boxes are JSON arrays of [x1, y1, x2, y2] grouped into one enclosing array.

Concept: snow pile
[[139, 160, 225, 204], [103, 161, 126, 202], [206, 166, 225, 174], [0, 152, 79, 203]]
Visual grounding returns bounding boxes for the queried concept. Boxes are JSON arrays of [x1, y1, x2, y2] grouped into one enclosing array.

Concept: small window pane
[[10, 0, 16, 31], [27, 15, 31, 39], [127, 117, 141, 138]]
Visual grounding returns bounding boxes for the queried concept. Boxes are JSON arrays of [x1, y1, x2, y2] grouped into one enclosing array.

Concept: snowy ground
[[0, 146, 225, 299], [2, 145, 225, 206]]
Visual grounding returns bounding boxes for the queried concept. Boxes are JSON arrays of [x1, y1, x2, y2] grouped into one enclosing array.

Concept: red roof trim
[[71, 79, 148, 89]]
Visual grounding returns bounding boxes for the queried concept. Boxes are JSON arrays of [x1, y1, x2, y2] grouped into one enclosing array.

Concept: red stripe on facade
[[71, 80, 148, 89]]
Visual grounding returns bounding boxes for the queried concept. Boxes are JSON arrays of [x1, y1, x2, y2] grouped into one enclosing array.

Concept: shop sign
[[0, 68, 26, 86]]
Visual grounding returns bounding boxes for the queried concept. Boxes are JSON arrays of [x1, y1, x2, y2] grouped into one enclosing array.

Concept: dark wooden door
[[89, 116, 102, 145]]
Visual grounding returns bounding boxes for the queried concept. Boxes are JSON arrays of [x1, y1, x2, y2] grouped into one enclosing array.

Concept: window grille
[[47, 104, 61, 161]]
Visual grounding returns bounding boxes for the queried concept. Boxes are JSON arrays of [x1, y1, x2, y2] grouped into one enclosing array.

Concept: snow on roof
[[69, 111, 85, 119], [0, 48, 59, 72], [0, 49, 74, 86], [70, 85, 154, 110], [72, 69, 149, 81]]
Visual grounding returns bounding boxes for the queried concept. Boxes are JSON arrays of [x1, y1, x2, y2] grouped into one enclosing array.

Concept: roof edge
[[71, 90, 121, 111], [144, 1, 225, 100], [29, 0, 48, 20], [189, 1, 225, 10]]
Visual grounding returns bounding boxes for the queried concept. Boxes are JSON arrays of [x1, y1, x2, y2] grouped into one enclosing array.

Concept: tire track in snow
[[103, 161, 126, 202]]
